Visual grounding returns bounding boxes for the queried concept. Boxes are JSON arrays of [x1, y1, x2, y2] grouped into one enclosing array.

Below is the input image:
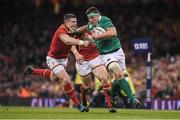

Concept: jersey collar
[[96, 15, 101, 26]]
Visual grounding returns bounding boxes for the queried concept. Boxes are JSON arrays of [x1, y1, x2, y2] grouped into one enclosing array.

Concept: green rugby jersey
[[88, 16, 121, 55]]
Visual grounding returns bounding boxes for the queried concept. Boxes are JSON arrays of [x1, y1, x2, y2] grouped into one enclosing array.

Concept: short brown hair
[[86, 7, 101, 15], [64, 13, 77, 22]]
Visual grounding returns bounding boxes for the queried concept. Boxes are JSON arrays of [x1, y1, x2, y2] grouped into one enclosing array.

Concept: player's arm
[[77, 25, 96, 43], [83, 33, 95, 43], [71, 45, 84, 64], [92, 27, 117, 40], [71, 45, 80, 56], [59, 34, 89, 47], [67, 25, 88, 36], [76, 25, 88, 33]]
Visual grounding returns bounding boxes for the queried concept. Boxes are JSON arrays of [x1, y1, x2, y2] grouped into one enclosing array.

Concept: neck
[[65, 23, 70, 29]]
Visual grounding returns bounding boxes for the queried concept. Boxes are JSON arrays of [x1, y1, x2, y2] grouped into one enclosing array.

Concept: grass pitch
[[0, 107, 179, 119]]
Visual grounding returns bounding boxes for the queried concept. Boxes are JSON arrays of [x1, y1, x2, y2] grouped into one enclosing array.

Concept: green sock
[[109, 81, 120, 97], [117, 78, 135, 101]]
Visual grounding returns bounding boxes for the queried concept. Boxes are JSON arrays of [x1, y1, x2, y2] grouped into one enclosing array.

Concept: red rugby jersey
[[48, 24, 72, 59], [78, 32, 99, 61]]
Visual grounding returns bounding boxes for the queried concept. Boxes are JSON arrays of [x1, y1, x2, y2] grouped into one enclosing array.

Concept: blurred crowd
[[130, 55, 180, 99], [0, 0, 180, 103]]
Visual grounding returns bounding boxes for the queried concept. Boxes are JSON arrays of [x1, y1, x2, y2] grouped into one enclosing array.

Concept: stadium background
[[0, 0, 179, 110]]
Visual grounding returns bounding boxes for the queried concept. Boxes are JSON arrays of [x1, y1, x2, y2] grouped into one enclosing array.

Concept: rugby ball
[[93, 27, 105, 35]]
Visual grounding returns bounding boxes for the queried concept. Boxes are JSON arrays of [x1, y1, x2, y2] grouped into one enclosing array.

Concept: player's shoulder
[[57, 24, 69, 33], [59, 24, 68, 30], [101, 16, 111, 22]]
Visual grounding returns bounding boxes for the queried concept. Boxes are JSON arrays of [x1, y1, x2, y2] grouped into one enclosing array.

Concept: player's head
[[86, 7, 101, 25], [64, 13, 77, 30]]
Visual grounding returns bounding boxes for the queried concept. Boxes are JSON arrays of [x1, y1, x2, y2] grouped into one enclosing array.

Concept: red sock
[[80, 86, 87, 106], [32, 69, 51, 79], [103, 83, 112, 108], [64, 82, 80, 106]]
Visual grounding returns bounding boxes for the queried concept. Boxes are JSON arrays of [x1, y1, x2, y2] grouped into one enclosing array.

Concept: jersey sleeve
[[102, 18, 114, 30]]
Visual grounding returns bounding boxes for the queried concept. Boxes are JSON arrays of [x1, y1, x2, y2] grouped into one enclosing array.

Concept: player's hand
[[75, 54, 84, 65], [83, 41, 90, 47], [92, 32, 99, 40], [83, 34, 94, 42]]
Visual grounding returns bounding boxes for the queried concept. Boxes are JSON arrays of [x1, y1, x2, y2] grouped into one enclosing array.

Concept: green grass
[[0, 107, 179, 119]]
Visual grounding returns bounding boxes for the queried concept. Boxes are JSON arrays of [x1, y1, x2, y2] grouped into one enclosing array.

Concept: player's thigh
[[76, 62, 93, 88], [92, 66, 109, 83], [114, 48, 126, 70], [112, 48, 127, 79], [89, 56, 105, 68], [101, 54, 123, 79], [46, 56, 67, 74], [101, 54, 119, 72], [76, 61, 91, 76], [80, 74, 93, 88], [46, 56, 69, 82], [88, 56, 108, 82]]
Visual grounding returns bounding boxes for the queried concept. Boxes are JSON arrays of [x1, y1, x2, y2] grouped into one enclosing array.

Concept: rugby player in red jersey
[[71, 32, 116, 113], [24, 13, 89, 112]]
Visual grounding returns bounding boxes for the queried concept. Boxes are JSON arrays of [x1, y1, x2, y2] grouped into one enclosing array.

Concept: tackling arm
[[76, 25, 88, 33], [71, 45, 79, 56], [71, 45, 84, 64], [59, 34, 89, 46]]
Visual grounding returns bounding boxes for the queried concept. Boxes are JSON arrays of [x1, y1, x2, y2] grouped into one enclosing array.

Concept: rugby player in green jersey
[[76, 7, 141, 107]]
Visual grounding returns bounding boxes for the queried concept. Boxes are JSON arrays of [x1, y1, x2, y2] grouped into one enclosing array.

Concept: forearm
[[94, 27, 117, 40], [71, 45, 79, 56], [95, 32, 115, 40], [76, 25, 88, 33], [65, 37, 84, 45], [60, 35, 84, 45], [67, 25, 87, 36]]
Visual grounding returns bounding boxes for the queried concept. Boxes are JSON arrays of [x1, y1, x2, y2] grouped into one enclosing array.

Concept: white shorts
[[76, 56, 104, 76], [100, 48, 126, 70], [46, 56, 68, 75]]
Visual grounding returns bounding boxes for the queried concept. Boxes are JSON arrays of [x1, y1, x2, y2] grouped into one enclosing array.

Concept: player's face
[[67, 18, 77, 30], [88, 16, 98, 25]]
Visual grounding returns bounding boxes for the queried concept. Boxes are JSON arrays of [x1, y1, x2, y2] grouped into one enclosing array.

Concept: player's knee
[[107, 62, 123, 79], [107, 62, 120, 73], [55, 70, 71, 83], [50, 73, 64, 84], [98, 74, 108, 83], [83, 81, 92, 89], [108, 72, 114, 80], [50, 72, 59, 81], [81, 74, 92, 88], [58, 74, 71, 84], [122, 70, 129, 77], [114, 70, 124, 80], [62, 77, 71, 84], [83, 83, 92, 89]]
